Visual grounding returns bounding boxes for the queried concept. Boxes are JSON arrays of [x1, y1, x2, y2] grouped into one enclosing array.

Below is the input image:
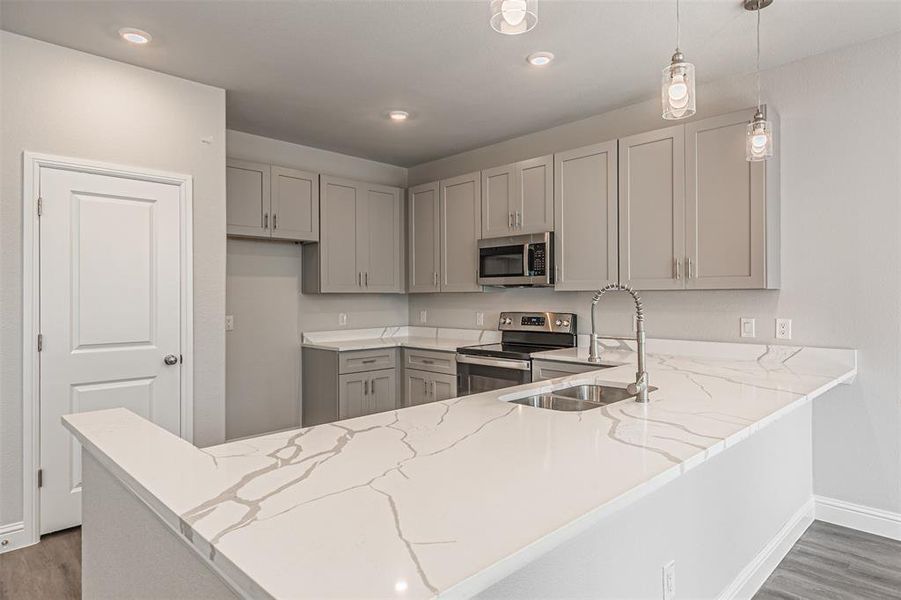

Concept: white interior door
[[39, 166, 185, 534]]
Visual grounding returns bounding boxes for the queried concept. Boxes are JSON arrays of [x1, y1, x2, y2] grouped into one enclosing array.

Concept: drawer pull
[[421, 359, 434, 364], [361, 359, 377, 364]]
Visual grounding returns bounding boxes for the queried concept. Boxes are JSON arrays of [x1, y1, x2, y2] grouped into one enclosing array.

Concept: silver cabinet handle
[[433, 271, 438, 287], [163, 354, 178, 366], [515, 211, 521, 229], [423, 380, 428, 395], [508, 212, 513, 229], [263, 213, 269, 229], [358, 272, 363, 287], [674, 257, 681, 280], [364, 379, 369, 395], [365, 272, 369, 286], [273, 213, 278, 230], [687, 257, 694, 279]]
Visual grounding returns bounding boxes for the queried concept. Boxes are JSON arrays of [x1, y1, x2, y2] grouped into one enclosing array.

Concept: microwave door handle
[[523, 244, 530, 277]]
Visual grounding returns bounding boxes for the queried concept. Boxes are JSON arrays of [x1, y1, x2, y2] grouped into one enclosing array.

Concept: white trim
[[815, 495, 901, 541], [20, 151, 195, 549], [718, 498, 814, 600]]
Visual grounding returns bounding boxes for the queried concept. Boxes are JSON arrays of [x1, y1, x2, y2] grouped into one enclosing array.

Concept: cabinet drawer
[[531, 359, 606, 382], [339, 348, 397, 374], [403, 348, 456, 375]]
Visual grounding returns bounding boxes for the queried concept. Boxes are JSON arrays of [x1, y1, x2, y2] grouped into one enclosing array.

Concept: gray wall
[[0, 32, 227, 526], [225, 131, 408, 440], [408, 34, 901, 514]]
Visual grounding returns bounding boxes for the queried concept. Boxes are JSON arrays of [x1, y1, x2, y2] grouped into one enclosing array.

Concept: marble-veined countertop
[[63, 340, 856, 599], [301, 326, 501, 353]]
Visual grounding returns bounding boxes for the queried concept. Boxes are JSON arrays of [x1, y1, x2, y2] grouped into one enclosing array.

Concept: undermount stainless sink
[[509, 383, 658, 412]]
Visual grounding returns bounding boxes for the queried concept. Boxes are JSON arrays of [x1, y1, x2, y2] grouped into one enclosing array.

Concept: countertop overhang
[[64, 340, 856, 599]]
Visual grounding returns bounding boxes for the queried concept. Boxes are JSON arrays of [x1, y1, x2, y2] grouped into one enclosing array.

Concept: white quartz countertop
[[301, 326, 500, 353], [64, 341, 856, 600]]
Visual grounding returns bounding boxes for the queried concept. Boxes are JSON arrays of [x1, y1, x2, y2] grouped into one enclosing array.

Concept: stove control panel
[[498, 311, 577, 334]]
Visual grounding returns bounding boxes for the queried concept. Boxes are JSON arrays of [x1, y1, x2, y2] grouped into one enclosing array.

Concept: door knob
[[163, 354, 179, 366]]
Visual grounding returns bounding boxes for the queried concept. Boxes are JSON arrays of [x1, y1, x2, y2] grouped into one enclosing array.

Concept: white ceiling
[[2, 1, 900, 166]]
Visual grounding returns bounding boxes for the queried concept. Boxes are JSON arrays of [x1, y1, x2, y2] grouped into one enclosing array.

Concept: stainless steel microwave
[[477, 232, 554, 287]]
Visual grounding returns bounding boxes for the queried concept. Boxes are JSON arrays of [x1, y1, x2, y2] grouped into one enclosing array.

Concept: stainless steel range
[[456, 311, 577, 396]]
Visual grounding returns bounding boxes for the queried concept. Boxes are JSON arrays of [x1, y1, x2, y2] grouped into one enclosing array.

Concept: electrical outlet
[[225, 315, 234, 331], [419, 310, 428, 324], [776, 318, 792, 340], [662, 560, 676, 600], [740, 317, 756, 338], [338, 313, 348, 326], [476, 312, 484, 326]]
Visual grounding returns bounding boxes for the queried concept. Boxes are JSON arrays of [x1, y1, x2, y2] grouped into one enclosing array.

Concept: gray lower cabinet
[[339, 368, 397, 420], [404, 369, 457, 407], [401, 348, 457, 406], [302, 347, 399, 425], [531, 359, 605, 382]]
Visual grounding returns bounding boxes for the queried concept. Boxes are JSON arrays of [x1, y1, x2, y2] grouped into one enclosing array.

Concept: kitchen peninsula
[[65, 340, 856, 599]]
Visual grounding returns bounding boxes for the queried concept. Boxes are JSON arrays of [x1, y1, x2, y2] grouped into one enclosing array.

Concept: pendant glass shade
[[489, 0, 537, 35], [746, 111, 773, 161], [661, 53, 696, 120]]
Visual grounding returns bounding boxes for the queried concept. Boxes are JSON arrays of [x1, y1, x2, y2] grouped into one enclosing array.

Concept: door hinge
[[37, 197, 43, 217], [37, 333, 43, 352], [37, 469, 43, 488]]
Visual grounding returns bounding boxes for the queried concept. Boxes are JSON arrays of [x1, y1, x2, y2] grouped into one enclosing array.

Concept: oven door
[[456, 354, 532, 396]]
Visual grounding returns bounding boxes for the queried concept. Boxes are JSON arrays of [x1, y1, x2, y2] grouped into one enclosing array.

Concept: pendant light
[[745, 0, 774, 161], [661, 0, 695, 120], [489, 0, 537, 35]]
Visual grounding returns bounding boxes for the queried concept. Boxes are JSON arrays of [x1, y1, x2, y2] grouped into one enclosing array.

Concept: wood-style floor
[[0, 521, 898, 599], [755, 521, 901, 600], [0, 527, 81, 599]]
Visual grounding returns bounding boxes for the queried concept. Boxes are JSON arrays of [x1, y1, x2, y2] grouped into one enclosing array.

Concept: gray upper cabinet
[[685, 107, 779, 290], [304, 176, 404, 293], [480, 155, 553, 238], [407, 182, 440, 293], [359, 182, 404, 292], [554, 141, 619, 291], [516, 155, 554, 234], [481, 164, 515, 238], [440, 172, 482, 292], [270, 166, 319, 242], [618, 125, 686, 291], [226, 159, 270, 238]]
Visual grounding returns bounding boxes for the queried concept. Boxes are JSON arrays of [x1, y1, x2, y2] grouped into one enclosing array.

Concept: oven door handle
[[455, 354, 531, 371]]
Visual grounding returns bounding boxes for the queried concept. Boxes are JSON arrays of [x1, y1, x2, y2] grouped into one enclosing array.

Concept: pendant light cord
[[756, 0, 762, 110], [676, 0, 681, 51]]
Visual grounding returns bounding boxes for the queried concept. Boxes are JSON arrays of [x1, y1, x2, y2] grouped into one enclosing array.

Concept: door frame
[[14, 152, 194, 551]]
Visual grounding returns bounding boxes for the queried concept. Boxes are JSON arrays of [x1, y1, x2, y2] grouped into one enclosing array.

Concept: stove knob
[[562, 320, 570, 327], [555, 319, 562, 327]]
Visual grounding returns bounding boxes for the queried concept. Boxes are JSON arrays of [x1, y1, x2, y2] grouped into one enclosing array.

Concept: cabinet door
[[554, 141, 619, 291], [430, 372, 457, 402], [440, 172, 482, 292], [320, 176, 363, 292], [618, 126, 686, 290], [338, 373, 367, 420], [270, 166, 319, 242], [367, 369, 398, 415], [404, 369, 432, 407], [408, 182, 440, 293], [226, 159, 270, 238], [481, 164, 515, 238], [685, 108, 767, 289], [359, 183, 403, 292], [515, 155, 554, 234]]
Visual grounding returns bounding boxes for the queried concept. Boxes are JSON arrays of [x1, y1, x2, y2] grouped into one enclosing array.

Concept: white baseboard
[[815, 495, 901, 541], [718, 498, 815, 600], [0, 521, 34, 554]]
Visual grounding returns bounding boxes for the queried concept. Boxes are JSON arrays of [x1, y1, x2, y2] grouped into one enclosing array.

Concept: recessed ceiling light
[[527, 51, 554, 66], [119, 27, 152, 45], [387, 110, 410, 122]]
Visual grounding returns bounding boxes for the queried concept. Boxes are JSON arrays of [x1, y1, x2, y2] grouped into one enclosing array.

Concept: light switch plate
[[338, 313, 348, 326], [662, 560, 676, 600], [776, 318, 792, 340], [419, 310, 428, 324], [225, 315, 234, 331], [740, 317, 756, 338], [476, 312, 484, 326]]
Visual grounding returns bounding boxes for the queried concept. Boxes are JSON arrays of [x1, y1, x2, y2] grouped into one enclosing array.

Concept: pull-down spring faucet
[[588, 283, 650, 403]]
